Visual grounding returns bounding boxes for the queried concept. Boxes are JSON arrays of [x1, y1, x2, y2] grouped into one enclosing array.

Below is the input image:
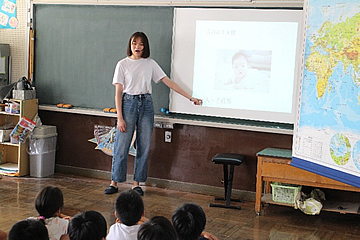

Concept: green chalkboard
[[33, 4, 173, 113]]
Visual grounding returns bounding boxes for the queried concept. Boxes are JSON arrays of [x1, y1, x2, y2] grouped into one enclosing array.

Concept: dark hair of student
[[172, 203, 206, 240], [127, 32, 150, 58], [115, 189, 144, 226], [68, 210, 107, 240], [137, 216, 177, 240], [35, 186, 64, 221], [8, 219, 49, 240]]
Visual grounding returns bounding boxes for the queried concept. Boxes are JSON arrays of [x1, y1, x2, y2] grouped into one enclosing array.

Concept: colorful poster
[[0, 0, 17, 29], [292, 0, 360, 187]]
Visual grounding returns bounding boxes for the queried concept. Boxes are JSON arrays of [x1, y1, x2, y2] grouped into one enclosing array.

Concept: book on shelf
[[10, 117, 36, 143]]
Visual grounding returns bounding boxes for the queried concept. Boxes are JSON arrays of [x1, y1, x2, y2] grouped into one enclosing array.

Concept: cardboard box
[[12, 89, 36, 100]]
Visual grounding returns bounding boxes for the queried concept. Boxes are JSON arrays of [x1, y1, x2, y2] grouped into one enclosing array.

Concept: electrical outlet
[[165, 131, 172, 142]]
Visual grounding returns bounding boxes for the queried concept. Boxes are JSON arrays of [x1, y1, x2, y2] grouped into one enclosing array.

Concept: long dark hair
[[35, 186, 64, 219], [127, 32, 150, 58]]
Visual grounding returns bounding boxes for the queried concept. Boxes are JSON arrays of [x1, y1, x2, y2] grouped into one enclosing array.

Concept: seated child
[[137, 216, 177, 240], [8, 219, 49, 240], [172, 203, 218, 240], [106, 189, 147, 240], [61, 210, 107, 240], [34, 186, 70, 240]]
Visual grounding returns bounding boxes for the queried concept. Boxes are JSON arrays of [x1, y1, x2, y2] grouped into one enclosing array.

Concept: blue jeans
[[111, 93, 154, 183]]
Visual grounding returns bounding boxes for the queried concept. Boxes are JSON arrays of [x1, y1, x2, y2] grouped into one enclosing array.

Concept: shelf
[[0, 99, 38, 176], [0, 111, 21, 117], [0, 142, 19, 147], [261, 194, 360, 214]]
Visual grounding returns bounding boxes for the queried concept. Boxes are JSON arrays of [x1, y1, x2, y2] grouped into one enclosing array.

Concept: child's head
[[137, 216, 177, 240], [127, 32, 150, 58], [8, 219, 49, 240], [115, 189, 144, 226], [35, 186, 64, 219], [67, 210, 107, 240], [232, 52, 249, 80], [172, 203, 206, 240]]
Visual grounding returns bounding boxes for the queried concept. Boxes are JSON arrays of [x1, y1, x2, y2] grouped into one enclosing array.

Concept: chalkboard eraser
[[62, 104, 72, 109], [57, 103, 72, 109], [103, 108, 117, 113]]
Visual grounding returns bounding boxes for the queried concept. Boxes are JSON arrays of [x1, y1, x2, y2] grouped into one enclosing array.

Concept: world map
[[293, 0, 360, 182], [330, 133, 351, 166], [353, 140, 360, 170]]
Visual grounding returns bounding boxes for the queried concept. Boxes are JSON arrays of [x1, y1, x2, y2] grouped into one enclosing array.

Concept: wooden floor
[[1, 173, 360, 240]]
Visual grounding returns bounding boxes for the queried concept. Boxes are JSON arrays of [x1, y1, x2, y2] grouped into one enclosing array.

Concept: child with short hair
[[172, 203, 218, 240], [34, 186, 70, 240], [62, 210, 107, 240], [8, 219, 49, 240], [107, 189, 147, 240], [137, 216, 177, 240]]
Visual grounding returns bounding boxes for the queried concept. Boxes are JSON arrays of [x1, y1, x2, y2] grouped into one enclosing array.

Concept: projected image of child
[[215, 50, 271, 93]]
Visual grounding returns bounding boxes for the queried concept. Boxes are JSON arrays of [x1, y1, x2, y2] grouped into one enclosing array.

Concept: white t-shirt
[[112, 57, 166, 95], [28, 217, 69, 240], [45, 217, 69, 240], [106, 222, 140, 240]]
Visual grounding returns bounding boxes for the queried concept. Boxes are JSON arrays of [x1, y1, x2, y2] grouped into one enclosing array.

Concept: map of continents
[[295, 0, 360, 178]]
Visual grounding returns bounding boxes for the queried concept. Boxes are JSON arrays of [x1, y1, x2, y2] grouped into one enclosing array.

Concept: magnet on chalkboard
[[161, 108, 170, 114]]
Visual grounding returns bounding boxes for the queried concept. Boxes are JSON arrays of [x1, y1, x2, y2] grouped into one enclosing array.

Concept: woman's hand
[[117, 118, 126, 132], [190, 97, 203, 105]]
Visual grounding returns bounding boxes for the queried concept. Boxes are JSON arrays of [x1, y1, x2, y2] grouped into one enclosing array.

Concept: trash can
[[28, 125, 57, 177]]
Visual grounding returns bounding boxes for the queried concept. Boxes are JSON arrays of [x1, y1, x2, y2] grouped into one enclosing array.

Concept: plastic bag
[[295, 189, 325, 215]]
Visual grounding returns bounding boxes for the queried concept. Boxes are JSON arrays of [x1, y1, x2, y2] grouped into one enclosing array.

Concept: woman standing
[[105, 32, 202, 195]]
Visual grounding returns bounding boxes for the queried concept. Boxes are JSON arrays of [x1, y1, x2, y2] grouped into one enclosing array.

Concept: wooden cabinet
[[256, 148, 360, 215], [0, 99, 38, 176]]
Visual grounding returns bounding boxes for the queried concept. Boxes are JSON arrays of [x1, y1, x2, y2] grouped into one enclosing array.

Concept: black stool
[[209, 153, 245, 210]]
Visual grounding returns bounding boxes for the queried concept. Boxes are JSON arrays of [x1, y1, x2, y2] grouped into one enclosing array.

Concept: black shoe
[[132, 186, 144, 196], [104, 185, 118, 195]]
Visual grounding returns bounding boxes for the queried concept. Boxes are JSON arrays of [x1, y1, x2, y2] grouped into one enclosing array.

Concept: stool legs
[[224, 164, 229, 200], [226, 165, 234, 206], [210, 164, 242, 210]]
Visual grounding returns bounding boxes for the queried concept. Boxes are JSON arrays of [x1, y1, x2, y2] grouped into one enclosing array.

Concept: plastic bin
[[28, 125, 57, 177], [271, 182, 302, 204]]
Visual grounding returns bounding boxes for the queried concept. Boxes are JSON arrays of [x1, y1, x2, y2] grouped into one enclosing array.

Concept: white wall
[[0, 0, 28, 83]]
